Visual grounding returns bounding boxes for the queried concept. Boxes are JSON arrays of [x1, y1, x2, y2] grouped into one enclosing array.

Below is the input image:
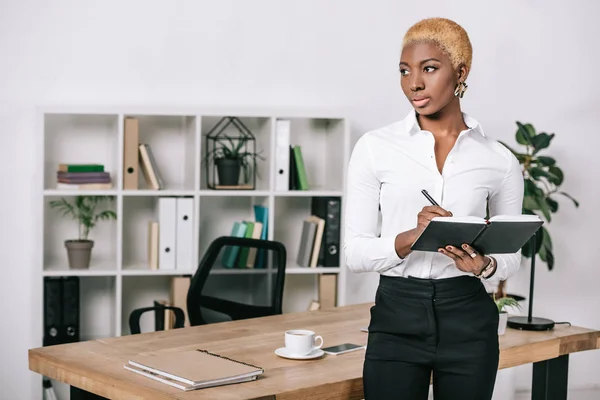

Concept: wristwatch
[[474, 256, 497, 279]]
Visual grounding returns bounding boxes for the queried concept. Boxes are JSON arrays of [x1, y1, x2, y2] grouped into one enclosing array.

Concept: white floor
[[424, 388, 600, 400], [516, 389, 600, 400]]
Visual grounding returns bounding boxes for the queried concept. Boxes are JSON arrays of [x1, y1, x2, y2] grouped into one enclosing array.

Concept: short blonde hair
[[402, 18, 472, 77]]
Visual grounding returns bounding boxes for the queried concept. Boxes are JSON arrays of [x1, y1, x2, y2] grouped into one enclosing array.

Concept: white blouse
[[343, 110, 524, 284]]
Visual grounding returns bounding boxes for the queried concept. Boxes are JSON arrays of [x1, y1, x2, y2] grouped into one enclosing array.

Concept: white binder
[[158, 197, 177, 270], [175, 197, 194, 271], [274, 119, 291, 191]]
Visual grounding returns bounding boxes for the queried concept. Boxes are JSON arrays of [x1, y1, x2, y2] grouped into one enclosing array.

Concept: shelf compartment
[[43, 195, 118, 274], [121, 195, 198, 273], [274, 196, 342, 270], [198, 195, 269, 270], [284, 117, 347, 193], [43, 113, 119, 190], [121, 275, 176, 335], [124, 114, 198, 192], [200, 116, 272, 191], [78, 276, 117, 340]]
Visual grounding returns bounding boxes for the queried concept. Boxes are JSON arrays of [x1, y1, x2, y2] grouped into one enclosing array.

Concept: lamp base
[[507, 316, 555, 331]]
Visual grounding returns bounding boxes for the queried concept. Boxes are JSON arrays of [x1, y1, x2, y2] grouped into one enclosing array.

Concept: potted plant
[[496, 122, 579, 297], [204, 134, 265, 187], [494, 295, 521, 335], [49, 195, 117, 269]]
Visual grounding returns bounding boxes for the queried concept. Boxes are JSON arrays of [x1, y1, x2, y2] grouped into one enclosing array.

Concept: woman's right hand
[[395, 206, 453, 259], [416, 206, 452, 235]]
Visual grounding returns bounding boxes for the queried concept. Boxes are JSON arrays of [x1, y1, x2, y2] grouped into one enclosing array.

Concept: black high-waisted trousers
[[363, 274, 499, 400]]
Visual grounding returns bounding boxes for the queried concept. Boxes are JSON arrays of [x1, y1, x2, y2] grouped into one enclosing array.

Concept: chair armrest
[[128, 305, 185, 335]]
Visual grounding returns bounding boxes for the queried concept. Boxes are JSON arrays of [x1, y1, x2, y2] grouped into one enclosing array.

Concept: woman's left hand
[[438, 244, 488, 275]]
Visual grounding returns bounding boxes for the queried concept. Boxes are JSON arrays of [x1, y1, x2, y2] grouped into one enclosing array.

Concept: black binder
[[410, 215, 543, 254], [43, 277, 80, 346], [310, 197, 342, 266]]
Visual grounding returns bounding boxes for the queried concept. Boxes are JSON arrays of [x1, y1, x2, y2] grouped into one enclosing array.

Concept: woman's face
[[399, 41, 464, 116]]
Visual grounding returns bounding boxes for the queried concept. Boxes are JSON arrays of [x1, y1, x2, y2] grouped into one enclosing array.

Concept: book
[[125, 349, 263, 391], [410, 214, 543, 254], [124, 363, 257, 391], [56, 182, 113, 190], [297, 219, 318, 267], [57, 164, 104, 172], [292, 145, 309, 190]]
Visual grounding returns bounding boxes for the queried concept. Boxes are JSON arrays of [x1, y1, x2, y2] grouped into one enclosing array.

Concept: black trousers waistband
[[378, 274, 484, 299]]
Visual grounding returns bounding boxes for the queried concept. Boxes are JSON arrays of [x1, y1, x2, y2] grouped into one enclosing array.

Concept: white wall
[[1, 0, 599, 398]]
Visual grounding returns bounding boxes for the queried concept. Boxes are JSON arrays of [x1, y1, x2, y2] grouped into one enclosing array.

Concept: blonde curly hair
[[402, 18, 472, 77]]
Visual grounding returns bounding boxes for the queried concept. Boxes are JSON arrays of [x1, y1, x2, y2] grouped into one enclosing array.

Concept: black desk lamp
[[507, 231, 555, 331]]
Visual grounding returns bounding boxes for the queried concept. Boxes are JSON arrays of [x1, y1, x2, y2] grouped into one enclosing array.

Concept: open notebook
[[410, 214, 543, 254], [124, 349, 264, 391]]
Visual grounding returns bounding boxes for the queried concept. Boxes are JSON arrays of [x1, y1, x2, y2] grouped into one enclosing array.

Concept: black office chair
[[128, 236, 287, 334], [129, 303, 186, 335]]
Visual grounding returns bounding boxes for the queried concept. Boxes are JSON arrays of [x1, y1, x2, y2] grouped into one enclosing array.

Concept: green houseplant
[[204, 133, 265, 187], [49, 195, 117, 269], [494, 295, 521, 335], [500, 121, 579, 270]]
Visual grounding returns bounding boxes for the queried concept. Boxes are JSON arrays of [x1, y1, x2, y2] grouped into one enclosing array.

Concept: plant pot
[[498, 311, 508, 335], [215, 158, 241, 186], [65, 240, 94, 269]]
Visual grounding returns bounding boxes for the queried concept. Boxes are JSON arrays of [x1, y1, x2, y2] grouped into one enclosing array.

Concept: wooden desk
[[29, 303, 600, 400]]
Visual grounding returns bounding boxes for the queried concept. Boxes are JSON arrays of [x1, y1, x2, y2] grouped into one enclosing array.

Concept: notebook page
[[489, 214, 542, 222], [431, 216, 486, 224]]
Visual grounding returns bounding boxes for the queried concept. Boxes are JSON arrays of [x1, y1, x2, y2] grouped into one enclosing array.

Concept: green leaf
[[546, 248, 554, 270], [531, 133, 554, 154], [558, 191, 579, 207], [546, 197, 558, 213], [538, 242, 547, 261], [523, 179, 537, 196], [523, 123, 536, 139], [515, 122, 533, 146], [538, 228, 554, 270], [541, 226, 552, 250], [547, 166, 564, 185], [534, 194, 552, 222], [529, 166, 559, 182], [535, 156, 556, 166], [523, 195, 539, 211]]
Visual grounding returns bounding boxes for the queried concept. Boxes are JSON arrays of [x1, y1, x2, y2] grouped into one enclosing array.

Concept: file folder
[[158, 197, 177, 269], [176, 197, 194, 271], [274, 119, 291, 191], [123, 117, 139, 190]]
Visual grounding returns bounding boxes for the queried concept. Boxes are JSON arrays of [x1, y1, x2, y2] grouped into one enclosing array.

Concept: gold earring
[[454, 81, 468, 98]]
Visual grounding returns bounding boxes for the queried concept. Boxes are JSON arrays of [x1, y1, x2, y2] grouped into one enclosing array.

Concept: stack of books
[[56, 164, 112, 190], [221, 205, 269, 269]]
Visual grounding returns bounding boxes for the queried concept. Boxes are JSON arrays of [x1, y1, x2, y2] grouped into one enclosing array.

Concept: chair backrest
[[186, 236, 287, 326]]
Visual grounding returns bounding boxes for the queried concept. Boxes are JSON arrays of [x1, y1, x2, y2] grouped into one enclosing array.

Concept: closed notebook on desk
[[125, 349, 263, 391], [410, 214, 543, 254]]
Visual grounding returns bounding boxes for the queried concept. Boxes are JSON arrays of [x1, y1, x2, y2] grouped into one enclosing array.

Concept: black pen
[[421, 189, 440, 207]]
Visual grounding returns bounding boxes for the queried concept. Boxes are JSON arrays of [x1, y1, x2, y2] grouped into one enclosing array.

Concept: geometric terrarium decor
[[203, 116, 263, 190]]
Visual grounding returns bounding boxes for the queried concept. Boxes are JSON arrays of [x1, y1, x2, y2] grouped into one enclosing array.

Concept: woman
[[344, 18, 524, 399]]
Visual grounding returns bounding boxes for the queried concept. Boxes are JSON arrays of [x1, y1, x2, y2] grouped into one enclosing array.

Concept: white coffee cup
[[284, 329, 324, 356]]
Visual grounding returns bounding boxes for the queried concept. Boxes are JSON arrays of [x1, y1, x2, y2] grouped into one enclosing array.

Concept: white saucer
[[275, 347, 325, 360]]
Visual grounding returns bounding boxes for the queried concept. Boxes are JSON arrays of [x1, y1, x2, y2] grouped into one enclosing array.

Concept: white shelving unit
[[34, 105, 350, 352]]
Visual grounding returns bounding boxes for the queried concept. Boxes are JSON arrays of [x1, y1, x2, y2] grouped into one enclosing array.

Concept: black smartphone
[[322, 343, 366, 355]]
